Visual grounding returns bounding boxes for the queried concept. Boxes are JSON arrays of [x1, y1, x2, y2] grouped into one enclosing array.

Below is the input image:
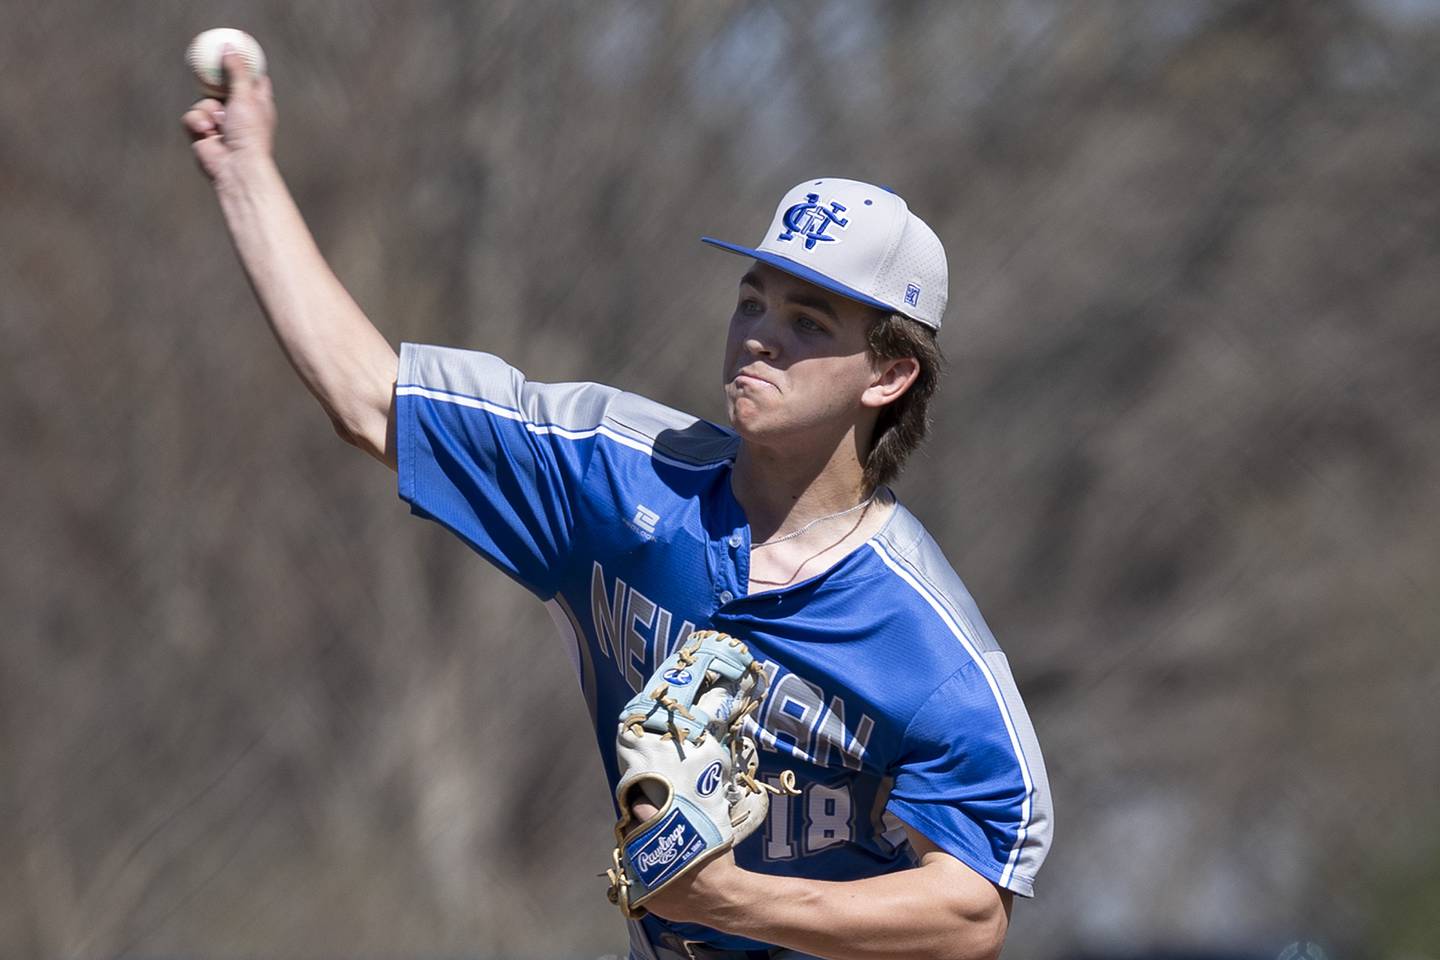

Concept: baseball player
[[183, 52, 1052, 960]]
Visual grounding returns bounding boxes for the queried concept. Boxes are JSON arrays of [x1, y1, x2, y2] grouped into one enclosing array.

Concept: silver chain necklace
[[751, 492, 877, 548]]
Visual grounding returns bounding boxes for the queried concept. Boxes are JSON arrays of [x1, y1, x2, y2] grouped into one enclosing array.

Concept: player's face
[[723, 262, 893, 447]]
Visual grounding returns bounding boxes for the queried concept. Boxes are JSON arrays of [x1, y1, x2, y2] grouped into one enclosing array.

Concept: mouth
[[731, 370, 778, 392]]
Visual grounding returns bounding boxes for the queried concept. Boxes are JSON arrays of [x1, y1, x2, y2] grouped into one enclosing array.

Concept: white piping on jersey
[[866, 538, 1036, 891], [396, 383, 732, 473], [543, 598, 583, 685]]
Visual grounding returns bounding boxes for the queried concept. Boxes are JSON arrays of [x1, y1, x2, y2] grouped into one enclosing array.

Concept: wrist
[[214, 151, 281, 200], [690, 859, 764, 931]]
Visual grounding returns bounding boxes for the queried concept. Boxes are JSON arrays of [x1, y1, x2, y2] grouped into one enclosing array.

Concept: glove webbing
[[619, 655, 765, 750]]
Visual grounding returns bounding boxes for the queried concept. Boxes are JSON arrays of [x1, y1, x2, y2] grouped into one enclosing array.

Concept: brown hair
[[863, 314, 945, 492]]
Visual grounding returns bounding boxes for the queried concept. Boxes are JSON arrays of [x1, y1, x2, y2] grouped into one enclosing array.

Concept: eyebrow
[[784, 290, 839, 321], [739, 270, 839, 321]]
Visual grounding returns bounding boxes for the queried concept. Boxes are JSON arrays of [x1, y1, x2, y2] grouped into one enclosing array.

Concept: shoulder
[[603, 390, 740, 470], [398, 342, 740, 468], [865, 502, 1003, 659], [859, 503, 1034, 747]]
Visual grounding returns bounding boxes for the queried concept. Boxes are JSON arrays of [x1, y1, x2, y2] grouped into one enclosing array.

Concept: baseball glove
[[604, 629, 797, 918]]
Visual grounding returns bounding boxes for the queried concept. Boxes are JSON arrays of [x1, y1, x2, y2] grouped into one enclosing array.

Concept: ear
[[861, 356, 920, 409]]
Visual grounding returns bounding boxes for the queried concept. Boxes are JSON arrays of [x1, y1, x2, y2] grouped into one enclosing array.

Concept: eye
[[795, 314, 824, 333], [739, 297, 764, 316]]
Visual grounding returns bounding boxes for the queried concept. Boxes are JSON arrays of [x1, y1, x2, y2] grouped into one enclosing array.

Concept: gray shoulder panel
[[604, 390, 740, 467], [399, 342, 738, 467], [400, 342, 523, 397]]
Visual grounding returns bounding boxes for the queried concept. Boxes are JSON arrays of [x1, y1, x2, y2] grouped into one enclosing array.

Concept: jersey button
[[727, 534, 742, 549], [719, 590, 734, 604]]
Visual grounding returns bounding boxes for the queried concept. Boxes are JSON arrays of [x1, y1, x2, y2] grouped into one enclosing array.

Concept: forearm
[[214, 156, 397, 463], [697, 862, 1007, 960]]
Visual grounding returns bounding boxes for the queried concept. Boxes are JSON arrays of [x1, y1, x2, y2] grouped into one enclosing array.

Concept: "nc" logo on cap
[[778, 194, 849, 250]]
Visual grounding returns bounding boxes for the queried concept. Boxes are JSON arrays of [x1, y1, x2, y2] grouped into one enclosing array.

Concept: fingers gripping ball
[[605, 630, 799, 918], [186, 28, 267, 97]]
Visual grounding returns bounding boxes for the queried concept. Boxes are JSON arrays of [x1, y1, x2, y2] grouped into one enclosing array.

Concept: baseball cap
[[702, 177, 949, 330]]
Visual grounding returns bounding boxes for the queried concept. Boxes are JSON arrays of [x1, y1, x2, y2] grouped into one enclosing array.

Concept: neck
[[731, 425, 872, 542]]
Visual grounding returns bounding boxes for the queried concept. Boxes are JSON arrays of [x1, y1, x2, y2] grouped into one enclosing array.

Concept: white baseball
[[186, 28, 266, 98]]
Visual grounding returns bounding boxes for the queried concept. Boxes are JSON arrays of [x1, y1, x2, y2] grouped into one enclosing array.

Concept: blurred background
[[3, 1, 1437, 958]]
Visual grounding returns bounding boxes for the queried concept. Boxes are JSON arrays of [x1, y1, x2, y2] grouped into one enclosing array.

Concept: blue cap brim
[[700, 237, 896, 315]]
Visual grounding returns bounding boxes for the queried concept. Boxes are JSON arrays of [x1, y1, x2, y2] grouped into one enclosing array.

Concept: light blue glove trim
[[623, 797, 724, 895]]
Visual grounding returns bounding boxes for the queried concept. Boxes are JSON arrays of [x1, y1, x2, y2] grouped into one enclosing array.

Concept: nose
[[743, 333, 774, 358], [741, 310, 780, 359]]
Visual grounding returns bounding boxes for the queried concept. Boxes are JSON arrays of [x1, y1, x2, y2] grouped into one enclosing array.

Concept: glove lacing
[[606, 636, 800, 911]]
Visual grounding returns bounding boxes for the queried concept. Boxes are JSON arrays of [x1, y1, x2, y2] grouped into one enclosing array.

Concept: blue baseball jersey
[[395, 343, 1053, 952]]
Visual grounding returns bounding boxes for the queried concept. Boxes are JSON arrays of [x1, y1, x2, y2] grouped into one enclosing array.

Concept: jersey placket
[[709, 521, 749, 610]]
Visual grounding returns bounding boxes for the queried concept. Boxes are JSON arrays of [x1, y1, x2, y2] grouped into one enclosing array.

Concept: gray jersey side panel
[[875, 505, 1055, 892]]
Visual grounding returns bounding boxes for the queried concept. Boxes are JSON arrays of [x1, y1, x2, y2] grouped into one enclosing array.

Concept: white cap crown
[[703, 178, 948, 330]]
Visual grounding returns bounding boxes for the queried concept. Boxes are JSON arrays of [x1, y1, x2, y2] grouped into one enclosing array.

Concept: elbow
[[968, 924, 1006, 960], [976, 908, 1010, 960], [942, 918, 1005, 960], [942, 889, 1009, 960], [328, 407, 393, 466], [329, 412, 365, 448], [328, 380, 397, 467]]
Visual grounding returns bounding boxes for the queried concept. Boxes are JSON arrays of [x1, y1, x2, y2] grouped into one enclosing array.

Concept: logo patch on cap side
[[778, 194, 849, 250], [904, 283, 921, 308]]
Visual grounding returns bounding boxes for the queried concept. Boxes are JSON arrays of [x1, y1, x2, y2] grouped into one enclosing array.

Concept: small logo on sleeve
[[625, 504, 661, 539]]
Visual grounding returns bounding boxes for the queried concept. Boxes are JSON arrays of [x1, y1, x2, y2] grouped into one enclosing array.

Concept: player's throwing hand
[[181, 48, 276, 184]]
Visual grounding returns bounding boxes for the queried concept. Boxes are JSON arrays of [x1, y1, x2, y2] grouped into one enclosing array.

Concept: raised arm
[[182, 49, 398, 468]]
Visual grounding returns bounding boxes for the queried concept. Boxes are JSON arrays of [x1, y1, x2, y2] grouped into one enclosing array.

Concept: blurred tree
[[1, 1, 1436, 957]]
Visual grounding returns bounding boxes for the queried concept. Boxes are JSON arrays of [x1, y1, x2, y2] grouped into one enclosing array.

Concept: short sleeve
[[886, 653, 1053, 898], [395, 342, 616, 598]]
